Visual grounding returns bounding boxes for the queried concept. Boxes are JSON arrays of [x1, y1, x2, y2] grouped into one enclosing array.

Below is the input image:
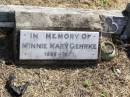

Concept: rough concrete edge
[[0, 5, 123, 16], [0, 5, 125, 28]]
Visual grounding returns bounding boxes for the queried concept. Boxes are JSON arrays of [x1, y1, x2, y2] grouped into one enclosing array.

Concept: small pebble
[[116, 69, 121, 74]]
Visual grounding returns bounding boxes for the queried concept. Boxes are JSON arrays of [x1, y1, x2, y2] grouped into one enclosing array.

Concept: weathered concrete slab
[[0, 5, 126, 34], [15, 11, 101, 31], [13, 5, 126, 34]]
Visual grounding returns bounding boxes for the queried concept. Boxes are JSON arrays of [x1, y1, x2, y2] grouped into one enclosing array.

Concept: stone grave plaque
[[20, 30, 99, 60]]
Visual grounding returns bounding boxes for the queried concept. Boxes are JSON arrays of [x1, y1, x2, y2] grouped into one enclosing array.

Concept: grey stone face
[[15, 12, 102, 31], [20, 30, 99, 60], [100, 15, 126, 34]]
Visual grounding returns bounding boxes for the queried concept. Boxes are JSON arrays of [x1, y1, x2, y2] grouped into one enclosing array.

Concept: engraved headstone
[[20, 30, 99, 60]]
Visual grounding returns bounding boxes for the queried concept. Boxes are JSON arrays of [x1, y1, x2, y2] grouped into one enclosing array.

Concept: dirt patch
[[0, 51, 130, 97]]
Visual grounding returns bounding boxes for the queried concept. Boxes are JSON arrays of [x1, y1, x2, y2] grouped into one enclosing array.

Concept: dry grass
[[0, 0, 129, 9], [0, 51, 130, 97]]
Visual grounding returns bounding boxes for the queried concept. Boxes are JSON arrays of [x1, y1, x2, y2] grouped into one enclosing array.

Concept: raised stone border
[[0, 5, 127, 34]]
